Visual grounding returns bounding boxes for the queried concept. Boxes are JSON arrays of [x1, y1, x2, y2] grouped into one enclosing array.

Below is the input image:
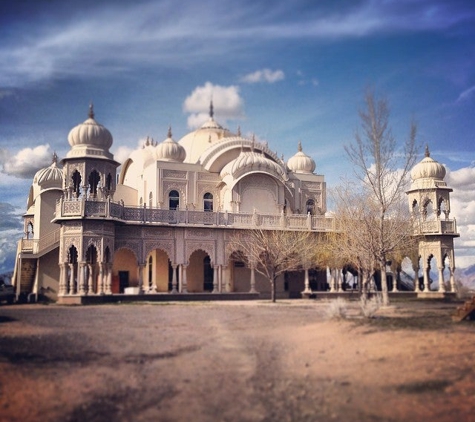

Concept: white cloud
[[183, 82, 244, 129], [1, 144, 53, 179], [113, 145, 135, 165], [241, 69, 285, 84], [456, 85, 475, 102]]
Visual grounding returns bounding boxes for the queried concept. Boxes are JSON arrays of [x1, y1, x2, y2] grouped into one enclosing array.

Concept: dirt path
[[0, 300, 474, 422]]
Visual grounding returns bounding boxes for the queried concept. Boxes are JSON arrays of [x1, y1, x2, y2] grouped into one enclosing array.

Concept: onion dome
[[156, 127, 186, 162], [66, 104, 113, 159], [410, 145, 446, 181], [287, 142, 316, 174], [33, 152, 64, 189], [220, 146, 287, 181], [179, 101, 235, 164]]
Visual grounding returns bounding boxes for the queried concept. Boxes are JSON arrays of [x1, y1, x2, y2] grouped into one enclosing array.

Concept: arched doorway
[[112, 248, 138, 293], [145, 249, 172, 292], [187, 250, 213, 292]]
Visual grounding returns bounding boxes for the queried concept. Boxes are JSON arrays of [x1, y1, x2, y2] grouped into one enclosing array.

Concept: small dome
[[220, 148, 286, 179], [411, 146, 446, 181], [33, 153, 63, 188], [156, 127, 186, 162], [287, 142, 316, 174], [66, 105, 113, 159]]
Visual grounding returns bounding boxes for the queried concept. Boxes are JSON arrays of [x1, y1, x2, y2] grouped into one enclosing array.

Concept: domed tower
[[61, 104, 119, 200], [407, 145, 459, 294]]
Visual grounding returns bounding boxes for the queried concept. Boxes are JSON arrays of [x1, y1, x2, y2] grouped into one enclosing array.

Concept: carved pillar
[[438, 266, 445, 292], [87, 264, 94, 294], [250, 265, 257, 293], [182, 265, 188, 293], [391, 271, 398, 292], [69, 263, 75, 294], [413, 265, 420, 292], [98, 263, 104, 295], [78, 262, 86, 295], [105, 264, 112, 294], [212, 265, 218, 293], [329, 268, 336, 293], [138, 263, 146, 294], [218, 265, 223, 293], [171, 264, 178, 293], [423, 265, 430, 292], [302, 268, 311, 294], [450, 266, 456, 293], [337, 269, 343, 292], [59, 263, 68, 296]]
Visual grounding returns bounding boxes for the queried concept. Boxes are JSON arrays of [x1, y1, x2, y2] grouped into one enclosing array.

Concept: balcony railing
[[55, 198, 336, 231], [413, 219, 458, 235], [20, 228, 61, 255]]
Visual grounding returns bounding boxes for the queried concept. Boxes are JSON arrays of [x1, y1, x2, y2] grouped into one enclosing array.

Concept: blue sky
[[0, 0, 474, 272]]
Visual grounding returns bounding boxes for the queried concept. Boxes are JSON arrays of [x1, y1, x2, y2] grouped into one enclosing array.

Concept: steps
[[19, 259, 37, 296], [452, 296, 475, 322]]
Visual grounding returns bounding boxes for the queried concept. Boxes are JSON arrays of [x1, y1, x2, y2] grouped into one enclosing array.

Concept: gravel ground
[[0, 300, 474, 422]]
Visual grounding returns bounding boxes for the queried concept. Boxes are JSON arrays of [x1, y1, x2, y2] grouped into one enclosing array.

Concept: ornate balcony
[[54, 198, 336, 232]]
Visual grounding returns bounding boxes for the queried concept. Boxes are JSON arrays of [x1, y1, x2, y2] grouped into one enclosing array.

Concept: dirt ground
[[0, 299, 474, 422]]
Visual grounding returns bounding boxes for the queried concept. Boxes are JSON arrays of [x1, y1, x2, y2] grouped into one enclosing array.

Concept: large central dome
[[179, 102, 235, 164]]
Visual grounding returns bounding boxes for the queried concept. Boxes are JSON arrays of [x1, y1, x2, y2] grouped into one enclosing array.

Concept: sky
[[0, 0, 474, 273]]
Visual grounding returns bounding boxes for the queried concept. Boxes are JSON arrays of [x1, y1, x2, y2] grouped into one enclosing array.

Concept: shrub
[[325, 297, 348, 320], [359, 294, 382, 318]]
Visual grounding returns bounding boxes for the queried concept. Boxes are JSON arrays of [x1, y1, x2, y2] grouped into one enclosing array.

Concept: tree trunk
[[380, 260, 389, 306], [271, 277, 277, 303]]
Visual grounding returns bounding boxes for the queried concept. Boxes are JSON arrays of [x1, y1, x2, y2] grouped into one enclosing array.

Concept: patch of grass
[[353, 315, 454, 331]]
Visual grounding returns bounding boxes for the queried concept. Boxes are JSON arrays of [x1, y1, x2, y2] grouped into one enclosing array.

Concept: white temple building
[[12, 104, 459, 303]]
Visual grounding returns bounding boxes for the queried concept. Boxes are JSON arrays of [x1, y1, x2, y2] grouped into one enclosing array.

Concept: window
[[169, 190, 179, 210], [204, 192, 213, 211], [306, 199, 315, 215]]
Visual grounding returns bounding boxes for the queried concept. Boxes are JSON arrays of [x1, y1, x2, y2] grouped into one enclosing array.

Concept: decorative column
[[212, 266, 219, 293], [181, 265, 188, 293], [301, 268, 311, 294], [337, 269, 343, 291], [423, 265, 430, 292], [98, 263, 104, 295], [249, 265, 257, 293], [138, 263, 146, 294], [218, 265, 223, 293], [78, 262, 86, 295], [328, 267, 335, 293], [105, 264, 112, 294], [87, 264, 94, 294], [391, 272, 398, 292], [59, 263, 68, 296], [438, 266, 445, 292], [68, 263, 76, 294], [171, 265, 178, 293], [449, 266, 456, 293], [413, 265, 420, 292]]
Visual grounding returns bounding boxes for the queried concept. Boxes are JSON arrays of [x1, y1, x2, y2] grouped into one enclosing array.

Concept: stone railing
[[55, 198, 335, 232], [413, 219, 458, 235], [21, 228, 61, 254]]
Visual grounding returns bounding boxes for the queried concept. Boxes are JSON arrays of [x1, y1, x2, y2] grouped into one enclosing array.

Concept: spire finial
[[251, 134, 255, 152], [237, 125, 241, 137], [425, 144, 430, 157], [298, 141, 302, 152], [88, 103, 94, 119], [52, 151, 58, 165], [167, 125, 172, 139], [209, 100, 214, 119]]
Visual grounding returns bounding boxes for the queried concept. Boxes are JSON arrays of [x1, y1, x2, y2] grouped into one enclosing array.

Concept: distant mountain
[[458, 265, 475, 290]]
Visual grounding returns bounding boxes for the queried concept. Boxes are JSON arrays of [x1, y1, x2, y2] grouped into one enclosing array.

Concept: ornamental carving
[[143, 228, 173, 238], [185, 228, 215, 239], [144, 240, 175, 262], [63, 222, 82, 232], [114, 240, 141, 262], [163, 170, 187, 179], [198, 172, 219, 181], [163, 181, 187, 200], [303, 182, 321, 190], [185, 241, 215, 263]]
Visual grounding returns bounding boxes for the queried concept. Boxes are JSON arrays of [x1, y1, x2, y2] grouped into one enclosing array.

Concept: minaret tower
[[407, 146, 459, 293]]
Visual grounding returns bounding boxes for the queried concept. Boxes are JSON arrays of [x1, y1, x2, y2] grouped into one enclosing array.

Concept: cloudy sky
[[0, 0, 474, 273]]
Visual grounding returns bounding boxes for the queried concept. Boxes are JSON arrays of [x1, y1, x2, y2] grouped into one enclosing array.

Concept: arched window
[[203, 192, 213, 212], [88, 170, 100, 198], [169, 190, 179, 210], [106, 173, 112, 191], [72, 170, 82, 198], [306, 199, 315, 216]]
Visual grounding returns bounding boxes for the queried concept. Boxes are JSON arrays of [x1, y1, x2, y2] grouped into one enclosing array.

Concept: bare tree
[[344, 91, 418, 305], [227, 228, 316, 302]]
